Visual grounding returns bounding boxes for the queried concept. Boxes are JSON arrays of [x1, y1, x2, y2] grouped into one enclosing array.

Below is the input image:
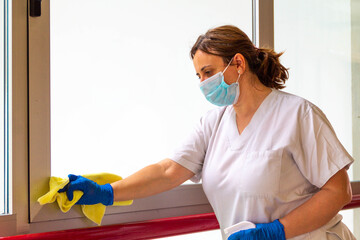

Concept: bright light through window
[[50, 0, 252, 180], [274, 0, 353, 233]]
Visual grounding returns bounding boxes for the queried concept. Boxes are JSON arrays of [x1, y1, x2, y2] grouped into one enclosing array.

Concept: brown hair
[[190, 25, 289, 89]]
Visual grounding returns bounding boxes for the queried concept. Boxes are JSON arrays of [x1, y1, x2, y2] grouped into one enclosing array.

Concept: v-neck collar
[[226, 89, 277, 150]]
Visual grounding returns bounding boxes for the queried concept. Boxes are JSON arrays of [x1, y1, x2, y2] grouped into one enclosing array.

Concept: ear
[[234, 53, 246, 74]]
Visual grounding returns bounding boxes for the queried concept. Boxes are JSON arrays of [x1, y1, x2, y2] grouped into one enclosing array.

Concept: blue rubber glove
[[228, 220, 286, 240], [59, 174, 114, 206]]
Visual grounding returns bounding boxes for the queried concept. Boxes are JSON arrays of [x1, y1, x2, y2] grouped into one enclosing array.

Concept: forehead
[[193, 50, 224, 71]]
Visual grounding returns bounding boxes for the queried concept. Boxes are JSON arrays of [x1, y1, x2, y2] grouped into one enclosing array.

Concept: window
[[49, 0, 252, 179], [274, 0, 359, 236], [28, 0, 254, 233]]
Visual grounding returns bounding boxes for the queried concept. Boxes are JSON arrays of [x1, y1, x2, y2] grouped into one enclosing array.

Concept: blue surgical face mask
[[199, 58, 240, 106]]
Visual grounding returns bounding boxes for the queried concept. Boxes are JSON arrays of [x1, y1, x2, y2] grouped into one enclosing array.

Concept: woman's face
[[193, 50, 239, 84]]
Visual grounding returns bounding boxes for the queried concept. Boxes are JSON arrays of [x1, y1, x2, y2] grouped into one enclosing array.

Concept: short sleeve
[[169, 108, 225, 183], [292, 104, 354, 188], [169, 118, 208, 183]]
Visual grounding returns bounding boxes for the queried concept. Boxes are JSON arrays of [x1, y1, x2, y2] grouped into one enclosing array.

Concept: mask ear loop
[[235, 57, 243, 83], [233, 70, 242, 104], [222, 56, 235, 74], [237, 70, 241, 80]]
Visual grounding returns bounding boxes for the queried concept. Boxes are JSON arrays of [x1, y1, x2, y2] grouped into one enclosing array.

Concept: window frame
[[5, 0, 29, 235], [27, 0, 268, 230], [6, 0, 274, 235]]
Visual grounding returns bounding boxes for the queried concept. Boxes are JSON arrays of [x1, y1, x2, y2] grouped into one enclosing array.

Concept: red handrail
[[0, 213, 219, 240], [1, 194, 359, 240], [342, 194, 360, 210]]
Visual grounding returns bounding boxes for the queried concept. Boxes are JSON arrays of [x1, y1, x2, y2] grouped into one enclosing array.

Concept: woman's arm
[[279, 168, 352, 239], [111, 158, 195, 202]]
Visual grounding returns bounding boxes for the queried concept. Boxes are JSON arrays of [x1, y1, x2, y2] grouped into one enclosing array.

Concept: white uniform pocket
[[237, 149, 283, 195]]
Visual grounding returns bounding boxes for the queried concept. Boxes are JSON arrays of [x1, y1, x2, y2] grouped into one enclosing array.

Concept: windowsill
[[0, 214, 16, 219], [30, 184, 212, 232], [0, 214, 17, 236]]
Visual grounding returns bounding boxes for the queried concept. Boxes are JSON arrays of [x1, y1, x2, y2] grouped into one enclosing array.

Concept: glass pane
[[50, 0, 252, 179], [0, 0, 10, 215], [274, 0, 354, 235]]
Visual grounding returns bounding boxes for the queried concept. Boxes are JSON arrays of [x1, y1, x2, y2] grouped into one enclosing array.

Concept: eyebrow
[[200, 65, 212, 72], [196, 65, 212, 77]]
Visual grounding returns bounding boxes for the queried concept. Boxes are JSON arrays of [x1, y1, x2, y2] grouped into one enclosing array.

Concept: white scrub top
[[170, 89, 355, 240]]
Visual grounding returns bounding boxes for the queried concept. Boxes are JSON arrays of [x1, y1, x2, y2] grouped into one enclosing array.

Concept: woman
[[62, 25, 355, 239]]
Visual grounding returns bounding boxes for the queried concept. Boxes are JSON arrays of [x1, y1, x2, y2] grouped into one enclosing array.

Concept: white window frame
[[4, 0, 273, 235]]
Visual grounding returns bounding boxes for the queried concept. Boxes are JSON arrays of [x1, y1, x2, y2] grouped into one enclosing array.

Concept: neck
[[232, 74, 272, 117]]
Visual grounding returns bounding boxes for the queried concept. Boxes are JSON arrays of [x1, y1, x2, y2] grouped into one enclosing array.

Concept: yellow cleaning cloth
[[37, 173, 133, 225]]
